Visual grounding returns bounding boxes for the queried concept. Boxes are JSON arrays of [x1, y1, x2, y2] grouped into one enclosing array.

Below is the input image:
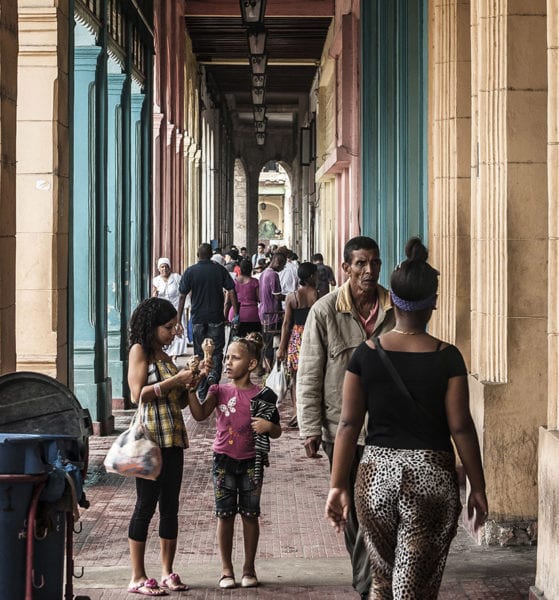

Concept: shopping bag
[[265, 360, 288, 406], [104, 417, 162, 481]]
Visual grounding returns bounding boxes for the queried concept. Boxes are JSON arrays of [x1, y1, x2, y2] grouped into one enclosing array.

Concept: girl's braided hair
[[128, 297, 177, 359], [235, 331, 264, 360]]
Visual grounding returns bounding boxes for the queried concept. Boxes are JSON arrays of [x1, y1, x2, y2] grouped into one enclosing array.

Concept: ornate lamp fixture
[[248, 27, 267, 54], [254, 118, 267, 133], [253, 105, 266, 122], [240, 0, 267, 25], [256, 131, 266, 146], [252, 87, 265, 105], [252, 73, 266, 88], [250, 53, 267, 75]]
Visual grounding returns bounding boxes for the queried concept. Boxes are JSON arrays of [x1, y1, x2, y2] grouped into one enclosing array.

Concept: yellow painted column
[[16, 1, 70, 380], [534, 2, 559, 598], [430, 0, 548, 545]]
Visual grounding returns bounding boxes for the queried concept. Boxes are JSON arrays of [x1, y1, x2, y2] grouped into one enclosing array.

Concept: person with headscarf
[[152, 257, 189, 358]]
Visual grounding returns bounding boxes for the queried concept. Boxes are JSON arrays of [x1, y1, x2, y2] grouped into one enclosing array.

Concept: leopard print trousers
[[355, 445, 461, 600]]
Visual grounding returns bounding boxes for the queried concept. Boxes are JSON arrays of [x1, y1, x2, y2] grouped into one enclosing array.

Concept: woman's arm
[[445, 375, 488, 530], [277, 293, 294, 361], [128, 344, 200, 404], [326, 370, 366, 532], [128, 344, 149, 403]]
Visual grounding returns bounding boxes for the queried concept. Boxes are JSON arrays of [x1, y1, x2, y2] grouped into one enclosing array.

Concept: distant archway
[[257, 161, 292, 249]]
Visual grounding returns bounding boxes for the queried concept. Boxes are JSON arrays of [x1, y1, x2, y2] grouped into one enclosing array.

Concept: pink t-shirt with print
[[209, 382, 260, 460]]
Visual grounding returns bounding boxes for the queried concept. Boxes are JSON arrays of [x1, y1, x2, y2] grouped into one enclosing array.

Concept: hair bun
[[405, 236, 428, 263]]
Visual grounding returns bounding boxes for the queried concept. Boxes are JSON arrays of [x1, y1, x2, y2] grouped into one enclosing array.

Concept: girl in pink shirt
[[188, 334, 281, 589]]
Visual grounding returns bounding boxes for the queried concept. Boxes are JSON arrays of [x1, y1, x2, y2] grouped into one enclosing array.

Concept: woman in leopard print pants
[[326, 238, 487, 600]]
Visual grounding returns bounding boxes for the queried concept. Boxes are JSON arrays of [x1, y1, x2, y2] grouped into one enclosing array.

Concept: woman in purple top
[[226, 259, 261, 336]]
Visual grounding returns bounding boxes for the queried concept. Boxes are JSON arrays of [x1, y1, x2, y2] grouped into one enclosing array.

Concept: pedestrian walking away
[[326, 237, 487, 599], [277, 261, 318, 428], [176, 243, 240, 401], [187, 334, 281, 590], [297, 236, 395, 599], [313, 252, 337, 298]]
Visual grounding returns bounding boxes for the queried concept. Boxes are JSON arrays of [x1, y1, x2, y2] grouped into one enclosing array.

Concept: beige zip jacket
[[296, 280, 395, 444]]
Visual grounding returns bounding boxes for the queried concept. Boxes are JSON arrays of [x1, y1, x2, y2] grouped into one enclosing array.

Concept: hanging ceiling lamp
[[240, 0, 267, 25]]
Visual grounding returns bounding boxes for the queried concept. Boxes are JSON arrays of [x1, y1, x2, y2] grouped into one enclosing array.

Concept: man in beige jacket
[[297, 236, 394, 599]]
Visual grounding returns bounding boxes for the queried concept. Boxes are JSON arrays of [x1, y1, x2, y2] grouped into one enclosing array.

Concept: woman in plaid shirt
[[127, 297, 201, 596]]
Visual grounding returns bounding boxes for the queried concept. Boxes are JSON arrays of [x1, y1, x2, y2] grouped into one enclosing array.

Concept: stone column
[[0, 2, 17, 375], [16, 1, 71, 380], [429, 0, 471, 359], [468, 0, 547, 542], [533, 3, 559, 598]]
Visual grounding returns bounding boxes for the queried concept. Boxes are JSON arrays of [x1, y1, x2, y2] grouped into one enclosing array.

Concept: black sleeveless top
[[347, 342, 467, 452]]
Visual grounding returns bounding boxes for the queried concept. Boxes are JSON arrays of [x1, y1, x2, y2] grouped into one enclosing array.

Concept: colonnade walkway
[[73, 380, 536, 599]]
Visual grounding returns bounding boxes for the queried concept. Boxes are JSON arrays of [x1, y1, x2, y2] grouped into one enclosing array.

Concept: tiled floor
[[71, 386, 536, 599]]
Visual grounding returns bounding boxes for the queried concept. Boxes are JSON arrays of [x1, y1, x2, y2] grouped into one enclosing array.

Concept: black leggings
[[128, 446, 184, 541]]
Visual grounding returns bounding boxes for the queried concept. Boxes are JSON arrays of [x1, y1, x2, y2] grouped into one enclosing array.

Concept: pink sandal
[[128, 578, 168, 596], [161, 573, 189, 591]]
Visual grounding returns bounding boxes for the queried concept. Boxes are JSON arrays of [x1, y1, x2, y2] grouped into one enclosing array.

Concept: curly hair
[[128, 297, 177, 359]]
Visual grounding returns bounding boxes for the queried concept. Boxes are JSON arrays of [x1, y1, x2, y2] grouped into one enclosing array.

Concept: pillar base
[[529, 586, 546, 599], [92, 415, 115, 436], [482, 519, 537, 546], [111, 396, 132, 410]]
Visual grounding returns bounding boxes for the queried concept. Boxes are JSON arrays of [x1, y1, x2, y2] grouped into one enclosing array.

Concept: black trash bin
[[0, 372, 92, 600]]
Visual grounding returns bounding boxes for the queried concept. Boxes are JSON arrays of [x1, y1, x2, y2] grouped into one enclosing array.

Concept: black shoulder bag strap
[[371, 336, 438, 427]]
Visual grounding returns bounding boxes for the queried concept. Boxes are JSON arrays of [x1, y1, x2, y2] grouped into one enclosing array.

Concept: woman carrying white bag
[[119, 297, 203, 596]]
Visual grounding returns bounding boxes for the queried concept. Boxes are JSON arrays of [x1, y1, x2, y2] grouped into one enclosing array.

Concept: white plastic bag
[[104, 418, 162, 481], [266, 361, 288, 406]]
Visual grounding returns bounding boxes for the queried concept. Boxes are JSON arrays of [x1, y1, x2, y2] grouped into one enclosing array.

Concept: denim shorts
[[212, 452, 262, 518]]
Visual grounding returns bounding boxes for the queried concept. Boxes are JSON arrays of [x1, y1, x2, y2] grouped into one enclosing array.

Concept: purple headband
[[390, 290, 436, 312]]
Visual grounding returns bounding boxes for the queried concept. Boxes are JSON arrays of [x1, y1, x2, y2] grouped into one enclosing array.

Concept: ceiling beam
[[200, 58, 319, 66], [185, 0, 334, 18]]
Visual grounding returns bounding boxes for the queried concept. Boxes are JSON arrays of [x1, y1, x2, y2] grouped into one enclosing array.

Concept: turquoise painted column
[[361, 0, 428, 283], [129, 86, 146, 312], [141, 56, 154, 296], [106, 66, 126, 402], [72, 43, 113, 433]]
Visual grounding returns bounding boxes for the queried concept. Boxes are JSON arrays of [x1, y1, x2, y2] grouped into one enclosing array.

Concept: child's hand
[[199, 357, 214, 375], [251, 417, 272, 434]]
